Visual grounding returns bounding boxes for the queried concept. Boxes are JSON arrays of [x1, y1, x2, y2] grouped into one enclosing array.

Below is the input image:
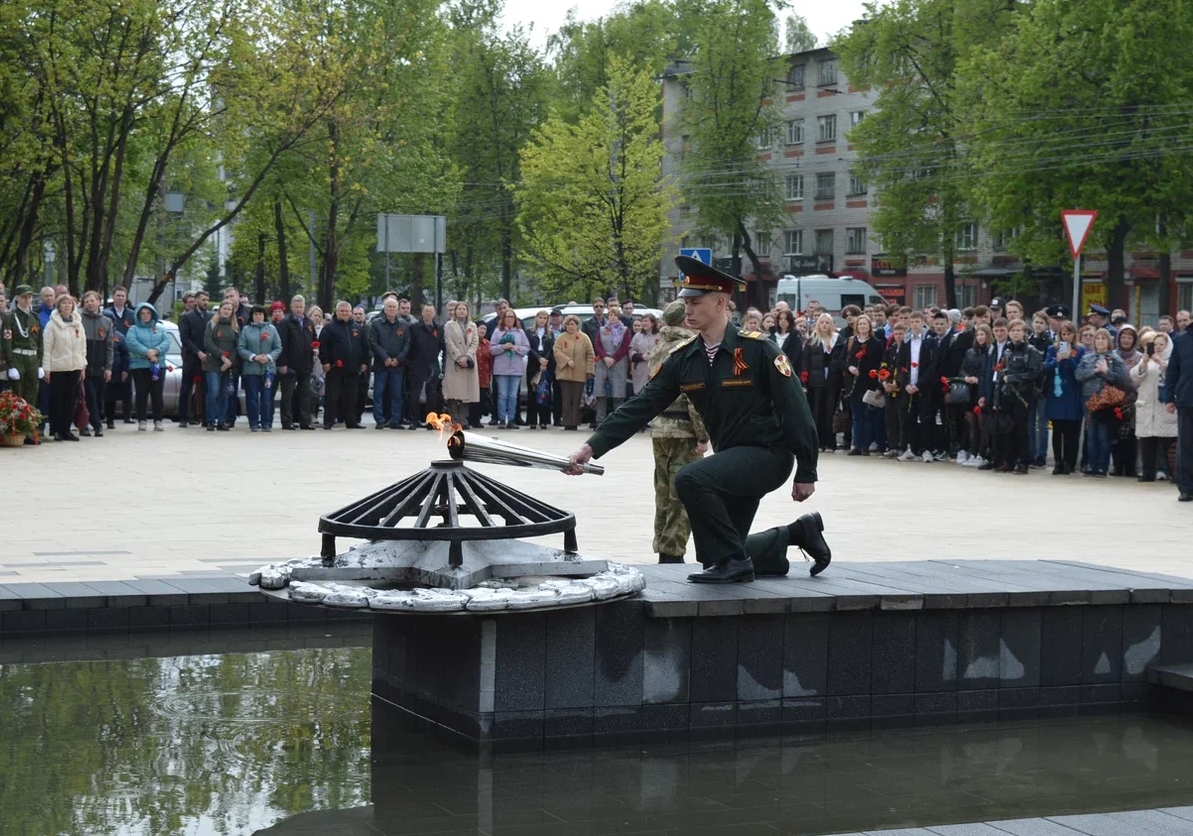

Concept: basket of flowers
[[0, 390, 42, 447]]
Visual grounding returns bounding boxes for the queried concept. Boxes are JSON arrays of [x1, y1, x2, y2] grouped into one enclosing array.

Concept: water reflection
[[0, 642, 370, 836], [360, 712, 1193, 836], [4, 637, 1193, 836]]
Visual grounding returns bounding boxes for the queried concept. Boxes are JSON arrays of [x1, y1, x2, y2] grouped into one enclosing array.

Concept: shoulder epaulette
[[668, 334, 698, 355], [738, 329, 764, 339]]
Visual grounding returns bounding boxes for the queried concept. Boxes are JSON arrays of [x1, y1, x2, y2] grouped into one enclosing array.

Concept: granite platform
[[371, 560, 1193, 750], [842, 808, 1193, 836]]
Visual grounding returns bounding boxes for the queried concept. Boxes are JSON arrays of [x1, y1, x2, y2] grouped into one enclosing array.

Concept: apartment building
[[660, 47, 1189, 321]]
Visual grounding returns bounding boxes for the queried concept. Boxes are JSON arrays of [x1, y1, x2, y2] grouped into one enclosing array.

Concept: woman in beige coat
[[443, 301, 480, 428], [552, 315, 595, 430], [42, 295, 88, 441]]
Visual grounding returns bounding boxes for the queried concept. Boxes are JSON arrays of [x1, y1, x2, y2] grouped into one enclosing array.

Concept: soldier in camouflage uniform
[[650, 301, 710, 563], [2, 285, 45, 444]]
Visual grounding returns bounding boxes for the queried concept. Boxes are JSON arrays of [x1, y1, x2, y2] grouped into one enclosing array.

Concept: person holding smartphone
[[1132, 331, 1177, 482], [1044, 321, 1086, 474]]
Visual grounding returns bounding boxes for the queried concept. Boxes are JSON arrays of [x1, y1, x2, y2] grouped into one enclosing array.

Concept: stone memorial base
[[371, 560, 1193, 751]]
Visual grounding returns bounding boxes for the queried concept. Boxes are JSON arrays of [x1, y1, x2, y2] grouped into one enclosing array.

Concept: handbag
[[944, 380, 972, 405], [535, 372, 552, 406], [832, 406, 850, 433], [1086, 384, 1126, 413], [73, 380, 90, 429], [862, 389, 885, 408]]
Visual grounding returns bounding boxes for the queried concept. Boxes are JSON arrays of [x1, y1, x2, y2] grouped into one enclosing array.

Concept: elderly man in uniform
[[568, 256, 831, 583], [649, 301, 711, 564], [2, 285, 45, 444]]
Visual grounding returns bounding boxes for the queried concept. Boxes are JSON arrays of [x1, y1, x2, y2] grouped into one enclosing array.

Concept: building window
[[1178, 281, 1193, 312], [754, 232, 772, 255], [814, 229, 834, 255], [817, 115, 836, 143], [850, 110, 866, 128], [958, 284, 978, 308], [993, 228, 1020, 252], [785, 174, 804, 201], [814, 172, 835, 201], [818, 60, 838, 86], [784, 230, 803, 255], [955, 223, 978, 251], [787, 64, 805, 89], [848, 171, 867, 196], [914, 285, 938, 309], [680, 135, 690, 159], [786, 119, 804, 145], [679, 204, 692, 219], [846, 227, 867, 254], [756, 127, 772, 150]]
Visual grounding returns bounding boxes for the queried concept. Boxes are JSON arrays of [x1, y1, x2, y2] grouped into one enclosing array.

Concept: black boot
[[787, 512, 832, 577], [688, 558, 754, 584], [658, 554, 685, 564]]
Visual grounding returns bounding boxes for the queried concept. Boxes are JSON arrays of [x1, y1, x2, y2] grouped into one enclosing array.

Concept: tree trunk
[[1106, 217, 1130, 311], [255, 233, 266, 304], [737, 220, 765, 309], [274, 197, 290, 302], [943, 262, 956, 310], [500, 221, 512, 302], [11, 175, 45, 289], [411, 253, 426, 309], [1158, 216, 1171, 320], [319, 120, 342, 312]]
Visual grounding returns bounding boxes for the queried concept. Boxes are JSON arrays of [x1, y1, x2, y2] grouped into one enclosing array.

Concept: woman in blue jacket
[[123, 303, 173, 431], [1043, 320, 1085, 475], [237, 305, 283, 432]]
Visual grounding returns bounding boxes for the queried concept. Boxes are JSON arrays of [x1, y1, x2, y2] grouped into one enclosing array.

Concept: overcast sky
[[501, 0, 869, 50]]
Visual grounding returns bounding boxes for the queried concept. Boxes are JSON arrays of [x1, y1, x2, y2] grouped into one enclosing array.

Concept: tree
[[836, 0, 1017, 309], [446, 21, 550, 304], [548, 0, 677, 125], [677, 0, 782, 297], [958, 0, 1193, 309], [784, 12, 817, 53], [517, 58, 677, 301]]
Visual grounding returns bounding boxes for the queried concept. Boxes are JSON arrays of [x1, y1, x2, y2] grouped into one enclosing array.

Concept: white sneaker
[[956, 451, 970, 465], [1158, 472, 1169, 482], [965, 456, 985, 468], [883, 449, 900, 459], [868, 442, 879, 452], [922, 450, 934, 463], [137, 421, 146, 432], [934, 450, 950, 462], [897, 449, 917, 462]]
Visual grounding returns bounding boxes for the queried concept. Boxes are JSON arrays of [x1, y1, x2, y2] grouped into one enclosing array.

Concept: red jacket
[[477, 338, 492, 388]]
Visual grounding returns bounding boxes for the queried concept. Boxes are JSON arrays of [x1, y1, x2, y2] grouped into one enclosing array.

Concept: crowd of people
[[3, 281, 1191, 502]]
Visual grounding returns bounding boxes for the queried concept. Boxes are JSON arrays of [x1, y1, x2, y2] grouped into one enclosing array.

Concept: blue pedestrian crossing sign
[[678, 248, 712, 281]]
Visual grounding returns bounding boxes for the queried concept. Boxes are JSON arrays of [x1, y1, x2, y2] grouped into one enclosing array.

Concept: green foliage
[[836, 0, 1016, 308], [678, 0, 782, 277], [784, 12, 817, 53], [957, 0, 1193, 306], [517, 58, 677, 301]]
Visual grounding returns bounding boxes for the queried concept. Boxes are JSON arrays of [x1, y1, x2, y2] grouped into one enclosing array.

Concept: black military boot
[[787, 512, 831, 577], [658, 554, 685, 564], [688, 558, 755, 584]]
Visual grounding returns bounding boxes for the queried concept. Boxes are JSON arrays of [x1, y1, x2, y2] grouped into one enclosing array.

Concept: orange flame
[[426, 412, 462, 439]]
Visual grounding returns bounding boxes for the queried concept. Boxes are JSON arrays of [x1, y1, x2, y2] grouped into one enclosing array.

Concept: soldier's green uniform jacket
[[589, 327, 819, 482], [2, 306, 43, 367]]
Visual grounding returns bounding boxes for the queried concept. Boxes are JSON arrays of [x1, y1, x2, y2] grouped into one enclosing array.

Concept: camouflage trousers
[[652, 435, 702, 557]]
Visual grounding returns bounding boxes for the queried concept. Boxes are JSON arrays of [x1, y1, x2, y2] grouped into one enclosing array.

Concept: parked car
[[774, 275, 886, 326]]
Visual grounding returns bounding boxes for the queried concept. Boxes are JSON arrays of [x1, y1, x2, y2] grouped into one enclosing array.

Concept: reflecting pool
[[3, 630, 1193, 836]]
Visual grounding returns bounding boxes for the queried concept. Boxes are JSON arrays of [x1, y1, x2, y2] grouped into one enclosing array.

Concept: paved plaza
[[4, 422, 1190, 584]]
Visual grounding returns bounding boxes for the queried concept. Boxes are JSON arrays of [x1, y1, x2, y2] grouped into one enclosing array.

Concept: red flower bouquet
[[0, 391, 42, 439], [311, 340, 320, 350], [799, 370, 809, 383], [336, 360, 344, 368], [868, 369, 879, 379]]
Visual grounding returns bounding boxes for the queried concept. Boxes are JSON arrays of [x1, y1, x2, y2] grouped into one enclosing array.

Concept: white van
[[774, 274, 887, 319]]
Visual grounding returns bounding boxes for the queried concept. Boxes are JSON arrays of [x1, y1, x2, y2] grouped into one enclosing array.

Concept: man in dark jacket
[[103, 285, 135, 424], [1165, 321, 1193, 501], [276, 294, 316, 430], [319, 301, 370, 430], [403, 304, 445, 428], [370, 297, 411, 429], [80, 291, 114, 437], [894, 311, 939, 461], [177, 290, 211, 427]]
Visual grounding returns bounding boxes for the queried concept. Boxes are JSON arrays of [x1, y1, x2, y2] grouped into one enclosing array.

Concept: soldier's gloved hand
[[6, 368, 18, 380], [38, 367, 45, 380]]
